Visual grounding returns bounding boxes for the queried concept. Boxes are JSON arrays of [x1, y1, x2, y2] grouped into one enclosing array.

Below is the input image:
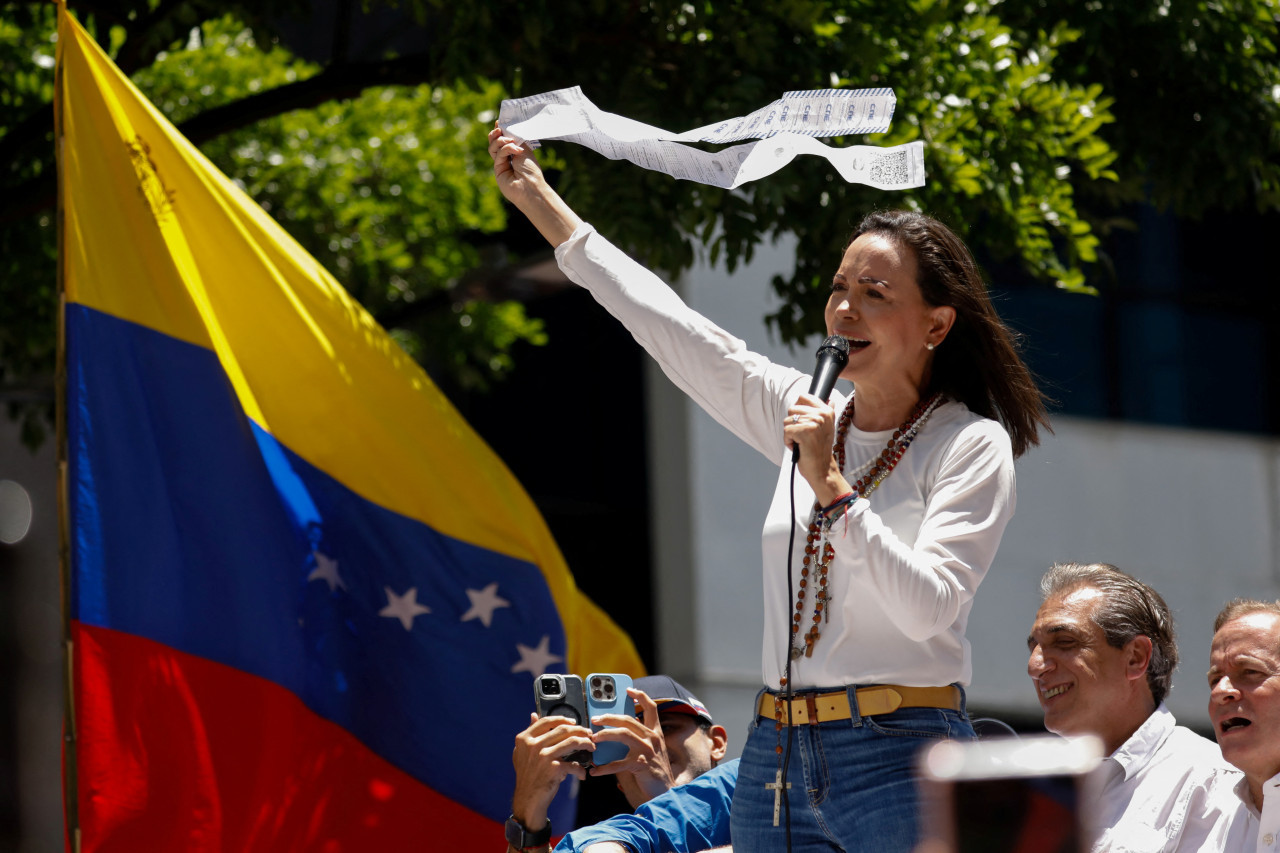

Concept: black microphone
[[792, 335, 850, 462]]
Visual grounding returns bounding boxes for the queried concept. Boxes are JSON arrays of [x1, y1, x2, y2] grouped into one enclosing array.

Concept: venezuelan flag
[[54, 4, 643, 849]]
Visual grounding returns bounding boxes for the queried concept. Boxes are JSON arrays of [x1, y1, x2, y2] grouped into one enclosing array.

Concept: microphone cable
[[777, 335, 848, 851], [779, 457, 800, 853]]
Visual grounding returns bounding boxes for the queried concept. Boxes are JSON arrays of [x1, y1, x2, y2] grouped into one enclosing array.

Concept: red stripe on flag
[[71, 622, 501, 852]]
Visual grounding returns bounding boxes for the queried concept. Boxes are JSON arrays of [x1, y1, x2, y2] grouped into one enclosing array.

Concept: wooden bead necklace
[[774, 391, 944, 741]]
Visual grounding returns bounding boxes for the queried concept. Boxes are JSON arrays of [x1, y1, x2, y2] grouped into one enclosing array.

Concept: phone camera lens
[[590, 676, 603, 688], [539, 677, 560, 695]]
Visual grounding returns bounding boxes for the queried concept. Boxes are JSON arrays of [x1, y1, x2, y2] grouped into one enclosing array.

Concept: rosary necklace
[[782, 391, 943, 665]]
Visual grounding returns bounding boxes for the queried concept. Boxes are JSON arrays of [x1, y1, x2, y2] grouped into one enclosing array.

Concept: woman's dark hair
[[850, 209, 1051, 458]]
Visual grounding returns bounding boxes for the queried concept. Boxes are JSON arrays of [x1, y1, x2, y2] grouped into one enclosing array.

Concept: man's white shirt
[[1204, 771, 1280, 852], [1088, 704, 1241, 852]]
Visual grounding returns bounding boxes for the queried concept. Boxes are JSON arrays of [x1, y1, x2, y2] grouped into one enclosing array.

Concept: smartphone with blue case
[[585, 673, 635, 766]]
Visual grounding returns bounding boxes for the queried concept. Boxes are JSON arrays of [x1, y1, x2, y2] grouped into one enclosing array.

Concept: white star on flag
[[511, 634, 563, 676], [379, 586, 432, 631], [307, 551, 346, 592], [460, 582, 511, 628]]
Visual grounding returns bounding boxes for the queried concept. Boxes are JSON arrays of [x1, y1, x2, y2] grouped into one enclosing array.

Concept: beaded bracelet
[[819, 491, 856, 517], [819, 491, 858, 531]]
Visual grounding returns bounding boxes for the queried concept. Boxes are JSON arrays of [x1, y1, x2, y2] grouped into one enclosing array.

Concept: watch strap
[[505, 815, 552, 850]]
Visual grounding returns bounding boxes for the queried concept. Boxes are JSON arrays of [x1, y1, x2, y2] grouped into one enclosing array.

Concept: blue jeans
[[730, 685, 975, 853]]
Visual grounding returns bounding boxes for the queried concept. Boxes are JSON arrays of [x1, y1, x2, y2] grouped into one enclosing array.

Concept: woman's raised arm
[[488, 123, 583, 248]]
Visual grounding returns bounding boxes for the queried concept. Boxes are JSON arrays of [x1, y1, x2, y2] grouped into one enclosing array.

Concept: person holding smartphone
[[506, 675, 728, 853], [490, 123, 1049, 853], [556, 757, 738, 853]]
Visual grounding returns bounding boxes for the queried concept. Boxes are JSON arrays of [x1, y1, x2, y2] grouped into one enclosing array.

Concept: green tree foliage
[[1, 3, 61, 447], [998, 0, 1280, 218], [0, 3, 539, 446], [3, 0, 1278, 446], [132, 17, 541, 389]]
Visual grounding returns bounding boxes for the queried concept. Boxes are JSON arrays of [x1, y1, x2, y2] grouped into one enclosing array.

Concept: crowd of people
[[487, 124, 1280, 853]]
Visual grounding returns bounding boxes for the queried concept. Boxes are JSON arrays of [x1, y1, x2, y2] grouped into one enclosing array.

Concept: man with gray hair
[[1026, 562, 1238, 851]]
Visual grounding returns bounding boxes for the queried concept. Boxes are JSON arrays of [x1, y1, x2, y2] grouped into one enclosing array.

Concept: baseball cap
[[632, 674, 714, 724]]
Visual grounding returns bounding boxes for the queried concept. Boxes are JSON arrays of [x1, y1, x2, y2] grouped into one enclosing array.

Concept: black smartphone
[[917, 734, 1102, 853], [533, 673, 591, 767]]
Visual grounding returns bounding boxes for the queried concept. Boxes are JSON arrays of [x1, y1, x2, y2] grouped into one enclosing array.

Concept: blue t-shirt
[[555, 759, 739, 853]]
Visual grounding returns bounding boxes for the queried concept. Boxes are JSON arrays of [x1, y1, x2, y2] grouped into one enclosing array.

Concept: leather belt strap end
[[760, 685, 960, 725]]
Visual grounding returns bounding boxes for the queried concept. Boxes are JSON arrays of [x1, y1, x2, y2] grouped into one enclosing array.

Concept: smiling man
[[1026, 562, 1238, 851], [1204, 598, 1280, 850]]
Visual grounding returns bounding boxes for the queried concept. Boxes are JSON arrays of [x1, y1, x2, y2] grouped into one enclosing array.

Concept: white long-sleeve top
[[556, 223, 1016, 690]]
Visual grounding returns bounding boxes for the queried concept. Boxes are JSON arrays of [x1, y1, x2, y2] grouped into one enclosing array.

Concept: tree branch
[[0, 51, 442, 227], [114, 0, 209, 76], [178, 52, 439, 139], [330, 0, 354, 66]]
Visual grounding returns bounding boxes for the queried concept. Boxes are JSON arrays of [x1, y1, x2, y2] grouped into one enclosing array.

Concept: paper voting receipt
[[498, 86, 925, 191]]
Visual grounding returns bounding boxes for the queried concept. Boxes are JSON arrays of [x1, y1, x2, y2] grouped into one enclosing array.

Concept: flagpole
[[53, 2, 81, 850]]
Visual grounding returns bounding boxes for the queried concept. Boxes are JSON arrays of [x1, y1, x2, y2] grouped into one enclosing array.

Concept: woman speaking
[[488, 124, 1049, 853]]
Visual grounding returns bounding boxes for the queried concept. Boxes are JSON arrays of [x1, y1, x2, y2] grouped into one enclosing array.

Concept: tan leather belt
[[758, 685, 961, 725]]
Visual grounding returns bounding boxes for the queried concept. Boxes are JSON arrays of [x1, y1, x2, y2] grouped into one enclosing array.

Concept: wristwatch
[[505, 815, 552, 850]]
